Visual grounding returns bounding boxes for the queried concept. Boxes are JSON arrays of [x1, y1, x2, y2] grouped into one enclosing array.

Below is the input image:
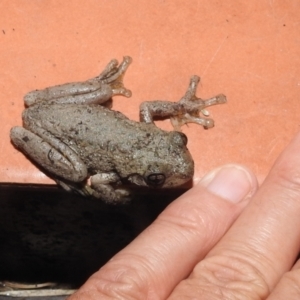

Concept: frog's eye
[[170, 131, 188, 146], [178, 132, 188, 146], [146, 173, 166, 187]]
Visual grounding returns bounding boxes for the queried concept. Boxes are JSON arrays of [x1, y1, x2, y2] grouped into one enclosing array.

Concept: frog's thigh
[[10, 127, 87, 182]]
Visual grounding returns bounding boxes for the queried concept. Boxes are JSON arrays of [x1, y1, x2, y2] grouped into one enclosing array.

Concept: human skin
[[69, 132, 300, 299]]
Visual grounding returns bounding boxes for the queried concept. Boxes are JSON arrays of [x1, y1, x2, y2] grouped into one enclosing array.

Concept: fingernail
[[199, 165, 256, 203]]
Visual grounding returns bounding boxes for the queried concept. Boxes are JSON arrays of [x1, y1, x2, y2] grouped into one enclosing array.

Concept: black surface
[[0, 184, 185, 288]]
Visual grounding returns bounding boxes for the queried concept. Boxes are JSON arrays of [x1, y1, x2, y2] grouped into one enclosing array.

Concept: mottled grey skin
[[10, 56, 226, 204]]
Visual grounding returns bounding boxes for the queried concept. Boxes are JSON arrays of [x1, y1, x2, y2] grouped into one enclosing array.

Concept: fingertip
[[197, 164, 258, 204]]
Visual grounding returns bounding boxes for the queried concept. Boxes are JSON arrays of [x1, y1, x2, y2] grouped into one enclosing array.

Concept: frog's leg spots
[[24, 56, 132, 107], [10, 126, 87, 183], [139, 75, 226, 130]]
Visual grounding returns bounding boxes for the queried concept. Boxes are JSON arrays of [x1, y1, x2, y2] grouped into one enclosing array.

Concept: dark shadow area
[[0, 184, 186, 288]]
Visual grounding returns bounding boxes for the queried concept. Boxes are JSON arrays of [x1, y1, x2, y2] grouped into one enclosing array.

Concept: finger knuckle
[[191, 254, 271, 299]]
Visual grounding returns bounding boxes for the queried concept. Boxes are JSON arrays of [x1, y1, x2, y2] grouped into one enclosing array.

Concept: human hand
[[69, 132, 300, 299]]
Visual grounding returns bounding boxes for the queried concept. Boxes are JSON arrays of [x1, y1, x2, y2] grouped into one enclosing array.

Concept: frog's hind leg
[[10, 126, 88, 184], [10, 126, 127, 202], [24, 80, 116, 107], [88, 173, 130, 204], [58, 172, 131, 204], [139, 76, 226, 131], [24, 56, 132, 107]]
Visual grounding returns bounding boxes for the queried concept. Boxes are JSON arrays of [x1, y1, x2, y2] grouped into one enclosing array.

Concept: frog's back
[[23, 103, 165, 171], [25, 103, 149, 138]]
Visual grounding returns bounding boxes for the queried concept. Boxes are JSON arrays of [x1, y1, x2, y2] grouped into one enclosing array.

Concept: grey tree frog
[[10, 56, 226, 204]]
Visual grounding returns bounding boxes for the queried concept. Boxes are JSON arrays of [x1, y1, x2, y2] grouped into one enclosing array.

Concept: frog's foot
[[84, 173, 131, 204], [92, 56, 132, 98], [139, 75, 226, 130], [173, 76, 226, 130]]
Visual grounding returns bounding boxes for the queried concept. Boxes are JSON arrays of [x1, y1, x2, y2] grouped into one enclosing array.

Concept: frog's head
[[128, 131, 194, 188]]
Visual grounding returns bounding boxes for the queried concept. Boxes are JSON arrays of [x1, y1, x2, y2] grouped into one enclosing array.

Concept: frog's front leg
[[87, 173, 130, 204], [139, 76, 226, 130], [55, 173, 129, 204], [24, 56, 132, 107]]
